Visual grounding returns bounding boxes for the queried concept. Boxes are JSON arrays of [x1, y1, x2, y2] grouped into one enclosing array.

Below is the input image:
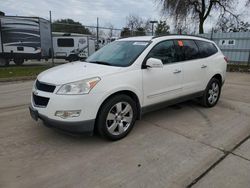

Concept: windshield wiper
[[88, 61, 111, 66]]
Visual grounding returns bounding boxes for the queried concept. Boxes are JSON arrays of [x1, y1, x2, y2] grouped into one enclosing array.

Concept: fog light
[[55, 110, 81, 119]]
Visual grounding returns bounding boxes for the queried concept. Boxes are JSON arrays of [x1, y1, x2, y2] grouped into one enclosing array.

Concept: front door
[[142, 40, 183, 107]]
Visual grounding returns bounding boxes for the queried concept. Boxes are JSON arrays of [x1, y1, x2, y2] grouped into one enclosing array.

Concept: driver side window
[[147, 40, 177, 64]]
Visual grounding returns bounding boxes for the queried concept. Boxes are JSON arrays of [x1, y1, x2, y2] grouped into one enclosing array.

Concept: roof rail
[[152, 34, 209, 40]]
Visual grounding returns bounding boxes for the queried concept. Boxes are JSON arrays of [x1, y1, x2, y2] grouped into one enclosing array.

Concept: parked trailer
[[53, 33, 95, 62], [0, 16, 52, 66]]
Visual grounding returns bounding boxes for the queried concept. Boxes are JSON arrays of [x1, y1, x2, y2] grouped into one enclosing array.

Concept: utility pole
[[96, 17, 99, 50], [49, 11, 54, 67], [131, 23, 134, 36], [150, 20, 158, 36]]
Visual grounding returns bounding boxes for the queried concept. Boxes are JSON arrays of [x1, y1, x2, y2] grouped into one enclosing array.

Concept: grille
[[33, 93, 50, 107], [36, 80, 56, 93]]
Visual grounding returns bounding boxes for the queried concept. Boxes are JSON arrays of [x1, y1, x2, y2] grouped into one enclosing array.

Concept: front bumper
[[29, 105, 95, 134]]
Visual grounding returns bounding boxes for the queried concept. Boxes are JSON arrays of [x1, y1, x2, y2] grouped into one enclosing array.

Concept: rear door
[[195, 40, 219, 89], [142, 40, 183, 106], [174, 39, 204, 95]]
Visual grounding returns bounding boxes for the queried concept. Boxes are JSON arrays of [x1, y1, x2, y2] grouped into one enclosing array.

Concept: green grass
[[0, 63, 249, 79], [0, 66, 51, 78]]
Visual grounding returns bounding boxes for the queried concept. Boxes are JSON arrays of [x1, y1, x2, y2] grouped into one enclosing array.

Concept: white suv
[[29, 35, 227, 140]]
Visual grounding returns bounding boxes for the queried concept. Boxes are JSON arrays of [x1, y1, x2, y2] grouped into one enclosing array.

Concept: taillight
[[224, 57, 228, 63]]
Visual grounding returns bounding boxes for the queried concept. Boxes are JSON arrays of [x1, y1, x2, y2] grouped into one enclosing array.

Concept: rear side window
[[174, 40, 199, 61], [147, 40, 177, 64], [57, 38, 74, 47], [195, 40, 218, 58]]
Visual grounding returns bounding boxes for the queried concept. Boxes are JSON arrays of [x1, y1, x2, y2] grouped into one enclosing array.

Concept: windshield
[[86, 41, 149, 67]]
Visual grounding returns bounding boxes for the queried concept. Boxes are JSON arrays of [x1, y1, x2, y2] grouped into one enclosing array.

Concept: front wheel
[[201, 78, 221, 107], [96, 95, 137, 141]]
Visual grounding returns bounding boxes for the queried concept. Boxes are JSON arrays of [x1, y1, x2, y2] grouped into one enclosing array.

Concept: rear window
[[195, 40, 218, 58], [57, 38, 74, 47]]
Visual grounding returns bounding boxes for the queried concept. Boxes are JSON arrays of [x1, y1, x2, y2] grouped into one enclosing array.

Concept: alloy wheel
[[208, 82, 219, 105], [106, 102, 133, 136]]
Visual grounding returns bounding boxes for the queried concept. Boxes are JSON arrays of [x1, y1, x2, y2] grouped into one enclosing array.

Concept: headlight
[[56, 77, 100, 95]]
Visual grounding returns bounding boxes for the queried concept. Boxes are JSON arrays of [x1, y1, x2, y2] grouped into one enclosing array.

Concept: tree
[[0, 11, 5, 16], [156, 0, 241, 34], [155, 20, 170, 35], [215, 16, 250, 32], [105, 23, 114, 38], [121, 27, 131, 38], [52, 19, 91, 34], [231, 21, 250, 32], [125, 15, 150, 36], [134, 27, 146, 36]]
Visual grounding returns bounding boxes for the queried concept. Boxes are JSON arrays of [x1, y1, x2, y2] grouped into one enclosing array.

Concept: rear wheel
[[0, 58, 9, 66], [201, 78, 221, 107], [96, 95, 137, 141], [13, 58, 24, 66]]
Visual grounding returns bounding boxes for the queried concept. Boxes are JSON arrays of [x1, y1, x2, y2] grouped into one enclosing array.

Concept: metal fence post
[[210, 27, 214, 40], [96, 17, 99, 50], [49, 11, 54, 67], [247, 51, 250, 69]]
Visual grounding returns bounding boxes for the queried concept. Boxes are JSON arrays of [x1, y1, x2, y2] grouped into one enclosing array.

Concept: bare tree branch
[[156, 0, 241, 34]]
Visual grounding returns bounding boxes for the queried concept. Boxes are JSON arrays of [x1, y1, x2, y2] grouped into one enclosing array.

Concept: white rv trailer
[[53, 33, 95, 62], [0, 16, 52, 66]]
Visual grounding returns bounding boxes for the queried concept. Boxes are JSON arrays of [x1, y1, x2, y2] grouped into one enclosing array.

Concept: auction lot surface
[[0, 72, 250, 188]]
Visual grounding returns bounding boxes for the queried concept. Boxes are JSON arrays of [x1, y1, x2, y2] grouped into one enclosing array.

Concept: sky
[[1, 0, 249, 32], [1, 0, 161, 29]]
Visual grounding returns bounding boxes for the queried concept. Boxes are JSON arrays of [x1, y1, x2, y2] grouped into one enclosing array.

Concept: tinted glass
[[196, 40, 218, 58], [57, 38, 74, 47], [147, 40, 177, 64], [87, 41, 149, 67], [175, 40, 199, 61]]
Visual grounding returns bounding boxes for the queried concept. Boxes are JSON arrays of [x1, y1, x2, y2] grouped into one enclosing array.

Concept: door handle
[[173, 70, 181, 74], [201, 65, 207, 68]]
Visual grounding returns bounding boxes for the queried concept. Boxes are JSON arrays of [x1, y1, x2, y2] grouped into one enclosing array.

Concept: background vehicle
[[29, 35, 227, 141], [0, 16, 52, 66], [53, 33, 95, 62]]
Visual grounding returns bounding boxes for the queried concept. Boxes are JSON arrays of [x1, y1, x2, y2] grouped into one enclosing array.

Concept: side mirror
[[145, 58, 163, 68]]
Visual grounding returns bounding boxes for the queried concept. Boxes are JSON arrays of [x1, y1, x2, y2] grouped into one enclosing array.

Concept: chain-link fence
[[51, 22, 122, 49], [199, 31, 250, 71], [51, 22, 250, 71]]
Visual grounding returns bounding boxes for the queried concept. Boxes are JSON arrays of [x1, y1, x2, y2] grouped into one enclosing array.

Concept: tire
[[68, 55, 79, 62], [96, 94, 137, 141], [14, 58, 24, 66], [0, 58, 9, 67], [201, 78, 221, 107]]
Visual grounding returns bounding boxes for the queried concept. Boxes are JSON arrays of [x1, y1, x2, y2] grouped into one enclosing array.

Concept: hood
[[37, 61, 122, 85]]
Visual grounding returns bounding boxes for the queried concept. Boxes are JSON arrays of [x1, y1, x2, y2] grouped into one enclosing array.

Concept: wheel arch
[[96, 90, 142, 122], [212, 73, 223, 86]]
